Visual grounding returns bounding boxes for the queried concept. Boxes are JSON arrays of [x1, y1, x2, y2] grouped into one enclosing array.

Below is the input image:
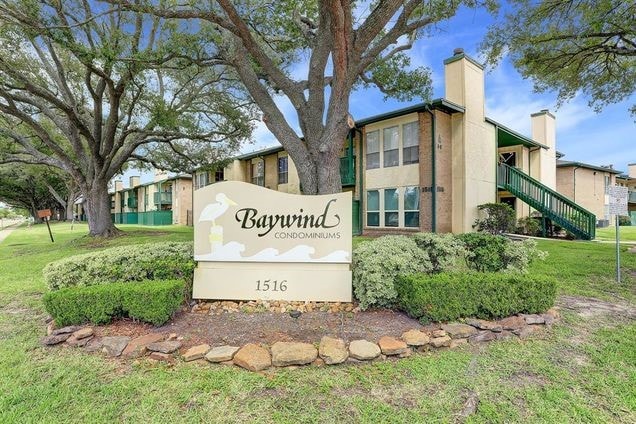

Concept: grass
[[595, 225, 636, 242], [1, 223, 635, 423]]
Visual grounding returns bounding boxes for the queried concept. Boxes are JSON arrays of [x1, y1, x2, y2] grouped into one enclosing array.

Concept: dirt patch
[[91, 309, 431, 350], [557, 295, 636, 320], [507, 371, 548, 388]]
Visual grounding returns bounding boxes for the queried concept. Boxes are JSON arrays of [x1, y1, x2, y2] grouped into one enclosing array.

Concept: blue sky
[[123, 4, 634, 186]]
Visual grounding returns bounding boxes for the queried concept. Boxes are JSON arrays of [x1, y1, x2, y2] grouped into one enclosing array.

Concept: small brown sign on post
[[37, 209, 54, 243], [37, 209, 52, 219]]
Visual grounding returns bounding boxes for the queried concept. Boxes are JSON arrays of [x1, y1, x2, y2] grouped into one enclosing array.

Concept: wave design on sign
[[194, 242, 350, 263]]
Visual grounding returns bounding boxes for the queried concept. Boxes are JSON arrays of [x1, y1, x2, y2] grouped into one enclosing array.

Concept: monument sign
[[192, 181, 352, 301]]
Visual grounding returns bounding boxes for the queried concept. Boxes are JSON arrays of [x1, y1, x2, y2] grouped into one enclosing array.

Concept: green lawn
[[1, 223, 635, 423], [595, 225, 636, 242]]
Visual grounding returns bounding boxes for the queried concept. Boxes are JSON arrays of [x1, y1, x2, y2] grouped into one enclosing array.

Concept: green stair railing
[[497, 163, 596, 240]]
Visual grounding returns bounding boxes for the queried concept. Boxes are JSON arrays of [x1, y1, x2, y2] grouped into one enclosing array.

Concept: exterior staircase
[[497, 163, 596, 240]]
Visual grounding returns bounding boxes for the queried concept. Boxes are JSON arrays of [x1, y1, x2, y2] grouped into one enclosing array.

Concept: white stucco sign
[[192, 181, 352, 301]]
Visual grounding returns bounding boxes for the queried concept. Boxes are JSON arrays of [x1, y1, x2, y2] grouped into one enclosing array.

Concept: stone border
[[42, 308, 559, 372]]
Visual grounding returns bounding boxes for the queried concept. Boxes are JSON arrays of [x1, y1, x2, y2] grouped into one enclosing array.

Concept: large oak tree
[[113, 0, 488, 194], [482, 0, 635, 115], [0, 0, 254, 236]]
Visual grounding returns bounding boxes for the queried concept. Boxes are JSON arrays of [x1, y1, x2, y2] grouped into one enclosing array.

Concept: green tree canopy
[[482, 0, 636, 115]]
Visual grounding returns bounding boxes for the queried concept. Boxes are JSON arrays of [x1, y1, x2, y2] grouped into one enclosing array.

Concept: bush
[[352, 236, 432, 310], [411, 232, 465, 273], [457, 233, 546, 272], [516, 216, 541, 236], [474, 203, 516, 235], [396, 272, 556, 322], [43, 279, 185, 326], [618, 215, 631, 226], [43, 242, 194, 290]]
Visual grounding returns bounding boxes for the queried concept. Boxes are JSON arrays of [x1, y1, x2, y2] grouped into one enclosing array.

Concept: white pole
[[616, 215, 620, 283]]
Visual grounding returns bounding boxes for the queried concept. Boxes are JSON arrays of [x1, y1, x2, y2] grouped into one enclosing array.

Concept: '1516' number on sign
[[256, 279, 287, 292]]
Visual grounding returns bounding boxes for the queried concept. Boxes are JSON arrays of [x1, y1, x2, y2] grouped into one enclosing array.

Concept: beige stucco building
[[194, 50, 602, 239]]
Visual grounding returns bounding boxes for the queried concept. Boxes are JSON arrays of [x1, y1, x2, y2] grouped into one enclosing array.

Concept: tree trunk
[[84, 181, 119, 237]]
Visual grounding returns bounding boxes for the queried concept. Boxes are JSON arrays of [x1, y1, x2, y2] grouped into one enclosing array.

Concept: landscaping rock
[[67, 335, 93, 347], [122, 333, 165, 358], [495, 331, 515, 341], [349, 340, 381, 360], [101, 336, 131, 357], [542, 314, 556, 325], [442, 324, 478, 339], [401, 329, 429, 346], [84, 338, 103, 353], [514, 325, 542, 340], [149, 352, 174, 363], [450, 338, 468, 349], [147, 341, 182, 354], [183, 344, 211, 362], [271, 342, 318, 367], [378, 336, 408, 355], [468, 331, 497, 344], [46, 321, 55, 336], [72, 327, 94, 340], [318, 336, 348, 365], [499, 316, 526, 331], [432, 329, 447, 338], [545, 307, 560, 319], [312, 357, 325, 367], [466, 319, 503, 332], [430, 335, 452, 348], [205, 346, 240, 363], [233, 343, 271, 371], [51, 325, 81, 336], [42, 333, 71, 345], [522, 314, 545, 325]]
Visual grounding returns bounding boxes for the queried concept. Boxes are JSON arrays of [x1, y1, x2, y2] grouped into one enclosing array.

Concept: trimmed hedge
[[43, 242, 194, 290], [396, 272, 556, 322], [43, 279, 185, 326]]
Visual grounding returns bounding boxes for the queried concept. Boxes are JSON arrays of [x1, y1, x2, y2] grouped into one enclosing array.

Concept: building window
[[278, 156, 288, 184], [366, 131, 380, 169], [384, 188, 399, 227], [214, 169, 224, 182], [402, 122, 419, 165], [383, 126, 399, 167], [404, 186, 420, 227], [196, 172, 208, 189], [251, 161, 264, 186], [366, 190, 379, 226]]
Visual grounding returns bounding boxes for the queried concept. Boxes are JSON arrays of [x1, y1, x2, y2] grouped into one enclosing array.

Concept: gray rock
[[349, 340, 381, 360], [522, 314, 545, 325], [42, 333, 71, 345], [468, 331, 497, 344], [101, 336, 131, 357], [466, 319, 503, 332], [51, 325, 81, 336], [147, 340, 182, 354], [442, 323, 478, 339], [205, 345, 240, 363], [271, 342, 318, 367], [318, 336, 348, 365]]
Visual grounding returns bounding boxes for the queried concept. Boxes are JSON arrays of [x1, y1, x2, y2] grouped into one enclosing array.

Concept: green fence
[[111, 212, 138, 224], [138, 210, 173, 226], [111, 210, 173, 226]]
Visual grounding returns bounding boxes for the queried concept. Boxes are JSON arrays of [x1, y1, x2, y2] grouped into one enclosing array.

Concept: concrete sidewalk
[[0, 224, 19, 244]]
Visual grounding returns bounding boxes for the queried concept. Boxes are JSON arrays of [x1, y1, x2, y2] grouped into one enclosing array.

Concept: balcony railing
[[153, 191, 172, 205], [339, 156, 355, 186]]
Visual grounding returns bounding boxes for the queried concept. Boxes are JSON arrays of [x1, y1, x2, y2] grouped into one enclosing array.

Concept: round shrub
[[457, 233, 546, 273], [352, 235, 432, 310], [43, 242, 194, 290], [411, 232, 465, 273]]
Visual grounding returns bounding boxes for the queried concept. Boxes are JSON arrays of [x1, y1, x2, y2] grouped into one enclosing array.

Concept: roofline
[[485, 117, 549, 150], [556, 161, 623, 174], [234, 145, 285, 161], [354, 98, 464, 127]]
